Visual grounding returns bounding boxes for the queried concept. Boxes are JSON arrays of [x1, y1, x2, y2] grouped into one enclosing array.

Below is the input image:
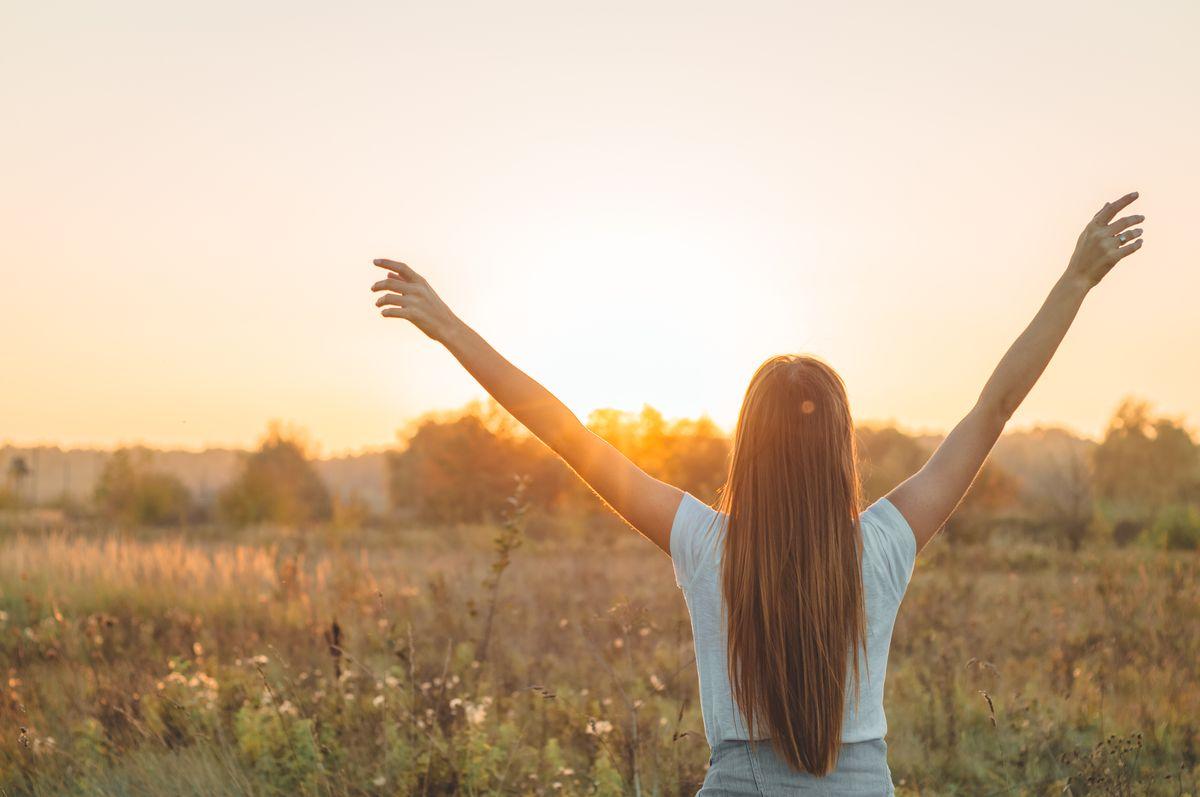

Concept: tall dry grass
[[1, 512, 1197, 795]]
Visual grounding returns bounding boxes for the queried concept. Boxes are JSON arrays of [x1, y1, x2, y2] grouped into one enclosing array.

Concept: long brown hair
[[717, 354, 866, 775]]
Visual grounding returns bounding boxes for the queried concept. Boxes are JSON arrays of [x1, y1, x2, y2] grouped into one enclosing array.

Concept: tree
[[6, 456, 30, 507], [94, 449, 192, 526], [220, 424, 332, 526], [856, 426, 929, 504], [587, 407, 730, 503], [388, 413, 567, 523], [1092, 399, 1199, 517]]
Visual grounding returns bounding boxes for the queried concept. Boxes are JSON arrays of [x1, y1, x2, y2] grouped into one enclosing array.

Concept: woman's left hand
[[371, 259, 460, 343]]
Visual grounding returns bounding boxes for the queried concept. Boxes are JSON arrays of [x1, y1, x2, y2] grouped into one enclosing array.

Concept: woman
[[369, 192, 1145, 794]]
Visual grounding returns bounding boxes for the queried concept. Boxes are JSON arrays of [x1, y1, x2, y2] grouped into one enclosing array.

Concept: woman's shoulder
[[858, 496, 918, 600], [669, 492, 726, 590]]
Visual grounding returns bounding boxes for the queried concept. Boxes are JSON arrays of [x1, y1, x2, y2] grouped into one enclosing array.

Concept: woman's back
[[671, 492, 916, 790]]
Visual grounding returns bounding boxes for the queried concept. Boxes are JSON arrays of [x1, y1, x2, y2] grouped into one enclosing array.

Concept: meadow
[[1, 499, 1197, 796]]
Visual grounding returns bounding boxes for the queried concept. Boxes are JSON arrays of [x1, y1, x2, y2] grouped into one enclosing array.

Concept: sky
[[2, 0, 1198, 455]]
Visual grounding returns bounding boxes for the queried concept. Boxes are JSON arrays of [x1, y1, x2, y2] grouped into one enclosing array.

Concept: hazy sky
[[3, 0, 1198, 454]]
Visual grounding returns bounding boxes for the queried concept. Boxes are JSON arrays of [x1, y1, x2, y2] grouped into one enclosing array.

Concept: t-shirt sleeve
[[861, 496, 918, 600], [669, 492, 722, 590]]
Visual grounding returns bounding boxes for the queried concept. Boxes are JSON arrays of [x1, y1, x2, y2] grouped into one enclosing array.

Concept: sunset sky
[[3, 0, 1198, 455]]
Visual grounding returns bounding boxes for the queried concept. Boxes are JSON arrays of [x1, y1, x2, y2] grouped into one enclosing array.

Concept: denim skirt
[[697, 738, 895, 796]]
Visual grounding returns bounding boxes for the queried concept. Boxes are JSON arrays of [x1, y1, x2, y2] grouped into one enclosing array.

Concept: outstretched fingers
[[371, 276, 423, 294], [375, 292, 414, 308], [1115, 238, 1144, 261], [1093, 191, 1139, 226], [373, 258, 425, 283], [1106, 213, 1145, 235]]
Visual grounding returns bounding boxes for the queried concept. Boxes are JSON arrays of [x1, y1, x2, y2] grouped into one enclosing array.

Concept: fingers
[[380, 307, 414, 320], [374, 292, 414, 308], [1114, 227, 1144, 245], [373, 258, 424, 282], [1114, 238, 1144, 261], [1106, 214, 1145, 235], [371, 277, 422, 294], [1093, 191, 1139, 225]]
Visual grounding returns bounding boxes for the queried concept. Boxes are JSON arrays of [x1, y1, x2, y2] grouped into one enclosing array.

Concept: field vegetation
[[1, 398, 1198, 795]]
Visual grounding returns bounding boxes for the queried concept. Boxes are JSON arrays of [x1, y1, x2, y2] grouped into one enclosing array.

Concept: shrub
[[94, 449, 191, 526], [1150, 505, 1200, 551], [1112, 519, 1143, 547], [220, 424, 332, 526]]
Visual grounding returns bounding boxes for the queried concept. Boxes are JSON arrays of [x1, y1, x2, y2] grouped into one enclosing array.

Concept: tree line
[[17, 398, 1196, 550]]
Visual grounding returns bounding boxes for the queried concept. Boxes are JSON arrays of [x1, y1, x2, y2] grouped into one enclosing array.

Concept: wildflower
[[659, 717, 668, 726], [278, 700, 298, 716], [639, 626, 650, 637], [344, 692, 355, 702], [252, 655, 269, 666], [372, 695, 385, 708], [420, 681, 431, 692], [449, 697, 464, 710], [613, 638, 624, 649], [193, 642, 204, 656], [552, 782, 562, 790], [560, 767, 575, 776], [464, 700, 488, 725], [587, 719, 614, 736], [650, 674, 665, 692], [373, 776, 386, 787], [385, 675, 400, 688], [558, 618, 568, 628]]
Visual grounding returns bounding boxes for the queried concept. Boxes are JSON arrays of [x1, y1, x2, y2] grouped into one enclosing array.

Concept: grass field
[[1, 512, 1197, 796]]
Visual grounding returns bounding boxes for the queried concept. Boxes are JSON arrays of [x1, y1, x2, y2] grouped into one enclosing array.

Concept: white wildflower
[[587, 719, 614, 736]]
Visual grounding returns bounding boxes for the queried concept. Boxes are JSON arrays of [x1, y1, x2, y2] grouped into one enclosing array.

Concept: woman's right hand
[[1064, 191, 1146, 288], [371, 259, 462, 344]]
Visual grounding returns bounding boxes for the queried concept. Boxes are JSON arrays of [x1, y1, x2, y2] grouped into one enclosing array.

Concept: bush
[[220, 424, 332, 526], [1112, 519, 1143, 547], [1148, 505, 1200, 551], [94, 449, 192, 526]]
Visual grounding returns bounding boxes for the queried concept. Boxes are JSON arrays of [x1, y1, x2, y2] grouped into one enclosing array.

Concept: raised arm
[[370, 259, 682, 552], [887, 192, 1147, 552]]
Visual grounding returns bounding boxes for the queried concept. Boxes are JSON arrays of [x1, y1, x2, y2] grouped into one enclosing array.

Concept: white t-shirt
[[670, 492, 917, 747]]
